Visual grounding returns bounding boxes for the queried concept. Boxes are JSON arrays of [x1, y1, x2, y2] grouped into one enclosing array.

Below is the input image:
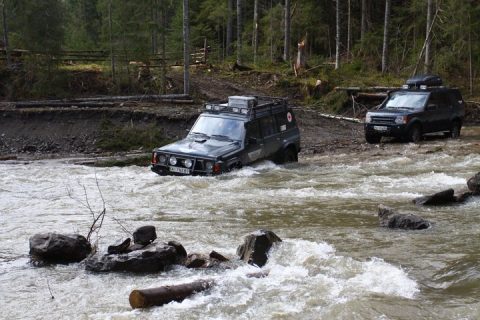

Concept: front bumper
[[364, 123, 408, 137]]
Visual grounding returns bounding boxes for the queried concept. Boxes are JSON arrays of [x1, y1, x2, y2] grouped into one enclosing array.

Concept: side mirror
[[248, 137, 257, 145], [426, 104, 436, 110]]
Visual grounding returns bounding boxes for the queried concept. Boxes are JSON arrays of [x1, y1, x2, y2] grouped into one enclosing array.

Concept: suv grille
[[371, 116, 396, 124]]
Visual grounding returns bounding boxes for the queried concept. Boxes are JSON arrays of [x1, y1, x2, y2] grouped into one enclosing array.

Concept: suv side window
[[427, 95, 437, 109], [436, 92, 451, 109], [247, 121, 261, 140], [275, 111, 296, 132], [260, 116, 276, 137]]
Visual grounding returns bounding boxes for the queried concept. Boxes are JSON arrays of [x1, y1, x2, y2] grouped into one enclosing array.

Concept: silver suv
[[151, 95, 301, 176]]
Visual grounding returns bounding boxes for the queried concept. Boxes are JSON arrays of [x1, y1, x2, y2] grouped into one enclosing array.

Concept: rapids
[[1, 140, 479, 319]]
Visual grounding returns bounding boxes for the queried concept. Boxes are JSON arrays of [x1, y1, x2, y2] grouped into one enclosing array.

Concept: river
[[1, 130, 480, 319]]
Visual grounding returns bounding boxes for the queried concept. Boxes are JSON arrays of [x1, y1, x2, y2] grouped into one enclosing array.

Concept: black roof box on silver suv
[[406, 74, 443, 87]]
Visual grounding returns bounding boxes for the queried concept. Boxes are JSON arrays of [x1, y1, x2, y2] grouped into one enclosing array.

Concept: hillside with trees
[[1, 0, 480, 102]]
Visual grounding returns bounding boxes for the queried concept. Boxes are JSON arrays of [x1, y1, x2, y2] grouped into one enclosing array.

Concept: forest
[[1, 0, 480, 100]]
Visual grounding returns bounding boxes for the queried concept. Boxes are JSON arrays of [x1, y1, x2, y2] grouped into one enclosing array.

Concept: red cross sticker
[[287, 112, 292, 122]]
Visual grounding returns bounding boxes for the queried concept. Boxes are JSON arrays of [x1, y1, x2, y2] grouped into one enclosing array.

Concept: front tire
[[406, 124, 422, 142], [365, 133, 381, 144]]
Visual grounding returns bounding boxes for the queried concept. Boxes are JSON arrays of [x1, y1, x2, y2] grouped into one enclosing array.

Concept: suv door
[[260, 115, 282, 159], [424, 93, 441, 133], [436, 92, 454, 131], [244, 120, 266, 163]]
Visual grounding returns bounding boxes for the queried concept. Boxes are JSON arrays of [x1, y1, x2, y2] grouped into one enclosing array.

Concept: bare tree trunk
[[284, 0, 291, 61], [237, 0, 243, 64], [296, 39, 307, 70], [361, 0, 367, 43], [413, 7, 439, 76], [108, 0, 115, 84], [183, 0, 190, 94], [424, 0, 433, 74], [151, 0, 158, 55], [335, 0, 341, 70], [161, 4, 167, 94], [347, 0, 351, 61], [253, 0, 259, 63], [381, 0, 391, 74], [226, 0, 233, 56], [1, 0, 11, 66]]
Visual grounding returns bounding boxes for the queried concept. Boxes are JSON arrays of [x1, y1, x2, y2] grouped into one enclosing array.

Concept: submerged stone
[[378, 205, 431, 230]]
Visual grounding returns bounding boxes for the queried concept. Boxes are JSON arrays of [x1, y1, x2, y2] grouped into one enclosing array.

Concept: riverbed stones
[[378, 205, 431, 230], [85, 243, 181, 273], [237, 229, 282, 267], [184, 251, 230, 269], [412, 188, 457, 205], [29, 233, 92, 264], [133, 225, 157, 245], [467, 172, 480, 194]]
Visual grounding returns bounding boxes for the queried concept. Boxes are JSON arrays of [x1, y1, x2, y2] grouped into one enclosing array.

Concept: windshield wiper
[[211, 134, 234, 140], [191, 132, 210, 138]]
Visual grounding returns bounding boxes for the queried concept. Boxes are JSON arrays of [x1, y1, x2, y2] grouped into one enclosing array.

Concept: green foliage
[[317, 90, 351, 114], [96, 120, 175, 152]]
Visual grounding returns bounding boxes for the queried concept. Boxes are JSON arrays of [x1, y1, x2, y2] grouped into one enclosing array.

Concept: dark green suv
[[151, 95, 301, 176], [364, 75, 465, 143]]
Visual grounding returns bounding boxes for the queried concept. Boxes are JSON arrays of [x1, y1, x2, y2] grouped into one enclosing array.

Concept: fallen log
[[129, 279, 214, 309], [0, 94, 191, 108], [129, 270, 269, 309], [317, 113, 362, 123]]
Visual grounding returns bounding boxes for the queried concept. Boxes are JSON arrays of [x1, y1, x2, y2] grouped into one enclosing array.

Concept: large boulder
[[133, 226, 157, 245], [85, 242, 185, 273], [467, 172, 480, 194], [29, 233, 92, 264], [412, 189, 457, 205], [378, 205, 431, 230], [236, 230, 282, 267]]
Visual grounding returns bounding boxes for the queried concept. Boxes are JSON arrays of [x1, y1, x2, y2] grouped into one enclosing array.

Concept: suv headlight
[[205, 161, 214, 170], [158, 154, 167, 164], [365, 113, 372, 123], [184, 159, 193, 168], [169, 156, 177, 165], [395, 116, 407, 124]]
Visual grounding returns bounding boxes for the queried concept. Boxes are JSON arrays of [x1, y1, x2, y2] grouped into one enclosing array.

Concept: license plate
[[169, 166, 190, 174], [374, 126, 388, 132]]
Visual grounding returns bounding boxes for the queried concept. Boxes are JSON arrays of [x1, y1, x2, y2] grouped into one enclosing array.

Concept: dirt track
[[1, 71, 479, 161]]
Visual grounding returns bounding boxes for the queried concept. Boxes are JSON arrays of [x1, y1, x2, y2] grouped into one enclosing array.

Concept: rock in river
[[237, 229, 282, 267], [29, 233, 92, 264], [378, 205, 431, 230], [85, 242, 185, 273]]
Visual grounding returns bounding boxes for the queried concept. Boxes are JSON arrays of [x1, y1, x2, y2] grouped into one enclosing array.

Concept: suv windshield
[[190, 116, 245, 140], [385, 92, 428, 111]]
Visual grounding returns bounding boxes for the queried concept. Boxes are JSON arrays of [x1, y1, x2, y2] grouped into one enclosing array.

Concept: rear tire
[[281, 148, 297, 164], [449, 121, 461, 138], [406, 124, 422, 142], [365, 133, 381, 144]]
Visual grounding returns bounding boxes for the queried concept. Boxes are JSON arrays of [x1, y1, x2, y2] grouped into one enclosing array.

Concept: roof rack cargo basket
[[406, 74, 443, 87], [204, 95, 289, 119]]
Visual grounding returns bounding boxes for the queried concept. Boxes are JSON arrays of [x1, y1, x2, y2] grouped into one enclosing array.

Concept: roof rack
[[204, 95, 289, 119]]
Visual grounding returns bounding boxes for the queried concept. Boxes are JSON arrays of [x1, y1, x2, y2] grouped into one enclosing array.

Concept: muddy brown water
[[1, 126, 479, 319]]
